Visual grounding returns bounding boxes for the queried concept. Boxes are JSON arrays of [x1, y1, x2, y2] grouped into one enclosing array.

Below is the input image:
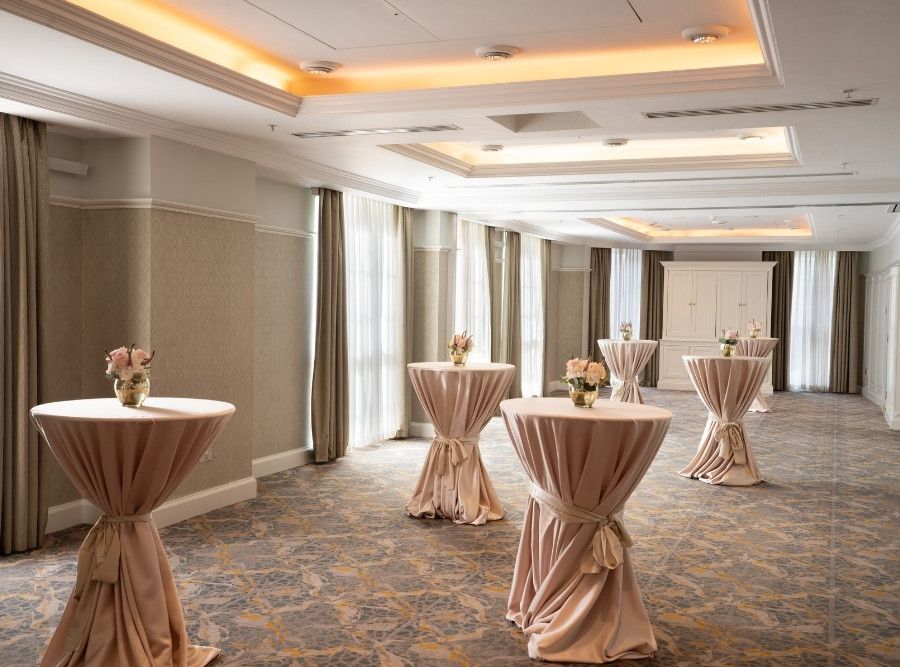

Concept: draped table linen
[[736, 337, 779, 412], [501, 398, 672, 663], [679, 356, 770, 486], [406, 362, 514, 525], [30, 398, 235, 667], [596, 339, 659, 404]]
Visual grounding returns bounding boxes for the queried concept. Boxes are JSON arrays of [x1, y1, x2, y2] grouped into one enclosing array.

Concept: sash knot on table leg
[[434, 435, 476, 476], [529, 483, 632, 572], [713, 420, 746, 464], [66, 513, 153, 653]]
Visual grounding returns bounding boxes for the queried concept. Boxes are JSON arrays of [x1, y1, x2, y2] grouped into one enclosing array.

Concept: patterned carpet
[[1, 389, 898, 666]]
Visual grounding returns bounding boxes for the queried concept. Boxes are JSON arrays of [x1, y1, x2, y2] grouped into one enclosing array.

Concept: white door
[[743, 271, 769, 333], [692, 272, 719, 337], [666, 270, 694, 338], [717, 271, 744, 334]]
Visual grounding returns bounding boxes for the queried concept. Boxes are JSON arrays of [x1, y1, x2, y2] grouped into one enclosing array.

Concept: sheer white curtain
[[343, 193, 405, 447], [789, 250, 837, 391], [454, 219, 491, 362], [520, 234, 545, 396], [609, 248, 643, 338]]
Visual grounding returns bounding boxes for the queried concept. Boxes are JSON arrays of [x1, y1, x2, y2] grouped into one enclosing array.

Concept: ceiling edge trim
[[582, 218, 651, 242], [0, 0, 301, 116]]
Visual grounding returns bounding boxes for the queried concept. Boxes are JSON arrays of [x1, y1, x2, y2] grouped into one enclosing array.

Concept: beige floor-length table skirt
[[736, 337, 779, 412], [31, 398, 234, 667], [596, 339, 658, 404], [406, 362, 514, 525], [679, 355, 770, 486], [501, 398, 672, 663]]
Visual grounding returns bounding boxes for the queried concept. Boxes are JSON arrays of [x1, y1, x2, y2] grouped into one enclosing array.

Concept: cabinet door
[[666, 270, 694, 338], [743, 271, 769, 332], [692, 272, 719, 337], [717, 271, 744, 334], [660, 344, 692, 380]]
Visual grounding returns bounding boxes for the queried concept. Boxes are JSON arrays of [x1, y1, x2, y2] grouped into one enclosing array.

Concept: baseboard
[[410, 421, 435, 438], [251, 447, 313, 478], [45, 476, 257, 535]]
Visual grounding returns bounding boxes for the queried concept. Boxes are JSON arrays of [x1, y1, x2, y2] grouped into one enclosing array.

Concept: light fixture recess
[[481, 144, 504, 152], [475, 45, 520, 61], [681, 25, 731, 45], [301, 61, 341, 76], [602, 138, 629, 148]]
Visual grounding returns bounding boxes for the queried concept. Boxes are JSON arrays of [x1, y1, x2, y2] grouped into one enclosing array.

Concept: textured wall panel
[[554, 271, 586, 373]]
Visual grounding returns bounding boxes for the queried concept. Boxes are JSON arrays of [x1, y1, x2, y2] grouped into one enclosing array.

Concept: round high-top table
[[596, 339, 658, 404], [736, 337, 779, 412], [501, 397, 672, 664], [30, 398, 234, 667], [406, 362, 514, 525], [679, 355, 770, 486]]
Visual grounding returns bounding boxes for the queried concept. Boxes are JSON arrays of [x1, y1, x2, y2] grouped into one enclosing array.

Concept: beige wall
[[410, 249, 451, 423], [552, 271, 588, 376]]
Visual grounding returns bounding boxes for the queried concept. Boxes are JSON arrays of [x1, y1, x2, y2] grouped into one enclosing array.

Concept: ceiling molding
[[582, 218, 651, 242], [382, 144, 471, 177], [0, 0, 301, 116], [864, 214, 900, 250], [460, 215, 589, 246], [0, 71, 420, 204]]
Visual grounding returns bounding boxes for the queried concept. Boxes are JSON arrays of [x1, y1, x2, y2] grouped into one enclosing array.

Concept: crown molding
[[864, 214, 900, 250], [1, 72, 420, 204], [49, 195, 260, 224], [582, 218, 651, 242]]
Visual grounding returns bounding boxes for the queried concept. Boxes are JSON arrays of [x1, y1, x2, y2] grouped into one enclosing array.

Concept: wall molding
[[0, 0, 300, 116], [49, 195, 259, 224], [45, 476, 258, 535], [413, 245, 452, 253], [255, 224, 316, 239], [252, 447, 313, 478]]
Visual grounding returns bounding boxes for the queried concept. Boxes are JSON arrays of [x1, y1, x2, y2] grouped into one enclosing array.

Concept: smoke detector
[[301, 61, 341, 76], [475, 45, 520, 61], [681, 25, 731, 44], [602, 138, 629, 148], [481, 144, 504, 152]]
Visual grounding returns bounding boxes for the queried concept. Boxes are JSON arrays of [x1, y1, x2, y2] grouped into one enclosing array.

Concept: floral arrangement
[[718, 329, 740, 345], [105, 344, 154, 382], [619, 320, 633, 335], [562, 357, 609, 391], [747, 319, 763, 337], [448, 330, 474, 355]]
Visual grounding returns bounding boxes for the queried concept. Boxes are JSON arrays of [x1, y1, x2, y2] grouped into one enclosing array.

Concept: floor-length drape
[[454, 219, 491, 362], [763, 250, 793, 391], [588, 248, 611, 362], [398, 206, 414, 435], [789, 251, 837, 391], [829, 251, 861, 393], [640, 250, 672, 387], [541, 240, 551, 396], [311, 188, 349, 462], [0, 113, 48, 554], [520, 234, 545, 397], [503, 231, 522, 398], [609, 248, 643, 338], [344, 194, 405, 447]]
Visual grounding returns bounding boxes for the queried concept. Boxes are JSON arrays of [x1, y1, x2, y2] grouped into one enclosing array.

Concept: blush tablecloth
[[30, 398, 234, 667], [736, 337, 779, 413], [406, 362, 514, 525], [596, 339, 658, 404], [678, 356, 770, 486], [501, 398, 672, 663]]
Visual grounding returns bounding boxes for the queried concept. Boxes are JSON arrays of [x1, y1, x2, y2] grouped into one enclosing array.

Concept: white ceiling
[[0, 0, 898, 249]]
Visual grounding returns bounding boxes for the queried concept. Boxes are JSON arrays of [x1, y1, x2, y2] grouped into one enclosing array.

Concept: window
[[609, 248, 642, 338], [520, 234, 545, 397], [789, 250, 837, 391], [454, 219, 491, 362], [343, 193, 405, 446]]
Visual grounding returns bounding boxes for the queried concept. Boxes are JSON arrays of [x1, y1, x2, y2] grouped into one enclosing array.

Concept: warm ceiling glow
[[604, 214, 813, 239], [424, 127, 791, 166]]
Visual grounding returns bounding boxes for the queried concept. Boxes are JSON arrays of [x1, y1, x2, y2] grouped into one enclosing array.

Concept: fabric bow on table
[[529, 483, 633, 572], [714, 420, 746, 464], [610, 378, 638, 402], [433, 435, 476, 476]]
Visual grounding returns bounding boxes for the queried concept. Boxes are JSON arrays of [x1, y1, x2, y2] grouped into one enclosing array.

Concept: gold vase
[[721, 343, 736, 358], [450, 351, 469, 366], [749, 331, 760, 339], [569, 386, 598, 408], [622, 331, 633, 341], [114, 376, 150, 407]]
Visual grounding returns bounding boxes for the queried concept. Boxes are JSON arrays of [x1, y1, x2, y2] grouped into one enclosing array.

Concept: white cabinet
[[658, 261, 774, 391]]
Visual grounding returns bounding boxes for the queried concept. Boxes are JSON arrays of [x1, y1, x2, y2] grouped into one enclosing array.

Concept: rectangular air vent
[[644, 98, 877, 119], [293, 124, 461, 138]]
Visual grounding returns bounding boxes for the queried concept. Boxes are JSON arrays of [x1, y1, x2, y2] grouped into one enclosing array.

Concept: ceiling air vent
[[293, 124, 461, 138], [643, 98, 877, 119]]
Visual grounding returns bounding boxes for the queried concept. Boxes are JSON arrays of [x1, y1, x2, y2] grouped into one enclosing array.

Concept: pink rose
[[132, 348, 150, 365], [108, 347, 129, 368]]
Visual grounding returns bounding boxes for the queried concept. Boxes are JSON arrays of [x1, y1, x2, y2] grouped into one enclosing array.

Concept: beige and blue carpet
[[1, 389, 897, 665]]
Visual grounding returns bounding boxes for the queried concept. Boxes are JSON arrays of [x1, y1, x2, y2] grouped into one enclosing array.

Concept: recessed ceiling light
[[481, 144, 504, 152], [681, 25, 731, 45], [738, 133, 764, 142], [475, 45, 520, 61], [602, 138, 628, 148], [301, 61, 341, 76]]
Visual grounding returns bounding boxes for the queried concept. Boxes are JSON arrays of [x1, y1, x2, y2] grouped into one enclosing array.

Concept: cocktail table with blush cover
[[736, 337, 779, 412], [596, 339, 658, 404]]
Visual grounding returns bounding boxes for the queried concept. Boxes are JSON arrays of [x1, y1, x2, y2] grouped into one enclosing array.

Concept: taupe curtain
[[762, 250, 793, 391], [311, 189, 348, 462], [486, 227, 521, 398], [397, 205, 414, 436], [640, 250, 673, 387], [487, 227, 501, 360], [829, 251, 861, 393], [588, 247, 611, 362], [1, 114, 48, 554], [541, 239, 551, 397]]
